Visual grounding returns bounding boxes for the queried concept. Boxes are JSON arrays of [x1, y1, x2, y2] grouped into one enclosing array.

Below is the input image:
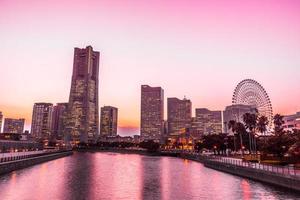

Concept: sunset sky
[[0, 0, 299, 135]]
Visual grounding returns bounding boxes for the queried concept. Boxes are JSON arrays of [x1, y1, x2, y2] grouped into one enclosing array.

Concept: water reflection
[[141, 156, 162, 200], [0, 152, 299, 200]]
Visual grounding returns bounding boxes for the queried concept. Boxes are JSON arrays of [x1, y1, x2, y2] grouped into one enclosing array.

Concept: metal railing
[[0, 149, 59, 163], [160, 149, 300, 178], [208, 156, 300, 177]]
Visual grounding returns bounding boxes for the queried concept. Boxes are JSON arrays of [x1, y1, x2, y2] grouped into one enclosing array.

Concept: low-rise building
[[283, 112, 300, 131]]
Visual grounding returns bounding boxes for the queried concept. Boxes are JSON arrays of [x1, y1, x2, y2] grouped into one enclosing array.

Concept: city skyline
[[1, 0, 300, 135]]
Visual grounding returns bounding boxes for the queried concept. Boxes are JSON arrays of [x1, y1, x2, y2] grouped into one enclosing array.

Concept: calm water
[[0, 152, 299, 200]]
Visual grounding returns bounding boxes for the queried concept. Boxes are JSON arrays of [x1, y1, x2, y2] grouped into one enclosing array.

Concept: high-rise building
[[31, 103, 53, 140], [140, 85, 164, 139], [193, 108, 222, 135], [223, 104, 256, 133], [51, 103, 68, 140], [0, 111, 3, 133], [167, 97, 192, 136], [66, 46, 100, 144], [283, 112, 300, 131], [100, 106, 118, 136], [3, 118, 25, 134]]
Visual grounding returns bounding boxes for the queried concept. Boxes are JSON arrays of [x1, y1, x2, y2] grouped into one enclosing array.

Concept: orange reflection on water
[[241, 179, 252, 200]]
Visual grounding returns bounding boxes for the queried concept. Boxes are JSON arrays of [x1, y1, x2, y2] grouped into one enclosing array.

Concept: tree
[[273, 114, 284, 134], [139, 140, 160, 153], [235, 122, 247, 156], [243, 112, 258, 154], [260, 114, 293, 158], [257, 115, 268, 144], [228, 120, 237, 152], [228, 120, 248, 154]]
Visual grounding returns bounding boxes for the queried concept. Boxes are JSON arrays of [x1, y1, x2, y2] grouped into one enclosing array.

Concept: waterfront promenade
[[0, 149, 73, 175]]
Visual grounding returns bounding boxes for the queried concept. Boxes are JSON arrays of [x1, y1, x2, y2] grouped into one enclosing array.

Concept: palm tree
[[257, 115, 268, 144], [243, 112, 258, 154], [235, 122, 246, 156], [228, 120, 237, 152], [273, 114, 284, 134]]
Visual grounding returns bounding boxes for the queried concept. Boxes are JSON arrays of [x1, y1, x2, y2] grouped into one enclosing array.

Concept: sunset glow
[[1, 0, 300, 135]]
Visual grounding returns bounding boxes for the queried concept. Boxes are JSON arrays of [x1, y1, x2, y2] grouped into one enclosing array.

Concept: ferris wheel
[[232, 79, 273, 127]]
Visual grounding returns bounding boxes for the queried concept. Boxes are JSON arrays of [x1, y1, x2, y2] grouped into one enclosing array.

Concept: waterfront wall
[[203, 159, 300, 192], [0, 151, 73, 176]]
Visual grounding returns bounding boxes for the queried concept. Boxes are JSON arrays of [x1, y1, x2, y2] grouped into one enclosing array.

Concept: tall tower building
[[167, 97, 192, 136], [31, 103, 53, 140], [3, 118, 25, 134], [100, 106, 118, 136], [0, 111, 3, 133], [66, 46, 100, 144], [140, 85, 164, 139], [51, 103, 68, 140]]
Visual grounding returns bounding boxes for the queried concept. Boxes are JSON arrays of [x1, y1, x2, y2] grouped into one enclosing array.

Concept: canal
[[0, 152, 299, 200]]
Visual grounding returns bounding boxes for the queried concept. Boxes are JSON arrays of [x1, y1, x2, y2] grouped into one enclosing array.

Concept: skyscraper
[[167, 97, 192, 136], [51, 103, 68, 140], [193, 108, 222, 135], [31, 103, 53, 140], [100, 106, 118, 136], [66, 46, 100, 144], [3, 118, 25, 134], [0, 112, 3, 133], [140, 85, 164, 139]]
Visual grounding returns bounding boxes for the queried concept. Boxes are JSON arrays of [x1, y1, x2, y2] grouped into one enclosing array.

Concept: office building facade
[[100, 106, 118, 136], [140, 85, 164, 139], [3, 118, 25, 134], [167, 97, 192, 136], [0, 112, 3, 133], [66, 46, 100, 143], [283, 112, 300, 131], [193, 108, 222, 135], [223, 104, 256, 133], [31, 103, 53, 140], [51, 103, 68, 140]]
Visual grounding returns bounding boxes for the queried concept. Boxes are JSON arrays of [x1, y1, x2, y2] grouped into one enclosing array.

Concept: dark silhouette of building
[[140, 85, 164, 139], [51, 103, 68, 140], [66, 46, 100, 144], [3, 118, 25, 134], [100, 106, 118, 136], [167, 97, 191, 136], [31, 103, 53, 140]]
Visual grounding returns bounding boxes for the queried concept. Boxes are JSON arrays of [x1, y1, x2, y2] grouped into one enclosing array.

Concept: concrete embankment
[[0, 151, 73, 176], [203, 160, 300, 192]]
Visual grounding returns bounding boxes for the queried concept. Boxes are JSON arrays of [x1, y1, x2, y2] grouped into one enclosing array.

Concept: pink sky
[[0, 0, 300, 135]]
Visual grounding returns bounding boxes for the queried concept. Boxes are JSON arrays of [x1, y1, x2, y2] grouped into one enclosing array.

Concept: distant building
[[51, 103, 68, 140], [100, 106, 118, 136], [31, 103, 53, 140], [167, 97, 192, 136], [3, 118, 25, 134], [66, 46, 100, 144], [193, 108, 222, 135], [140, 85, 164, 139], [0, 112, 3, 133], [223, 104, 256, 133], [283, 112, 300, 131]]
